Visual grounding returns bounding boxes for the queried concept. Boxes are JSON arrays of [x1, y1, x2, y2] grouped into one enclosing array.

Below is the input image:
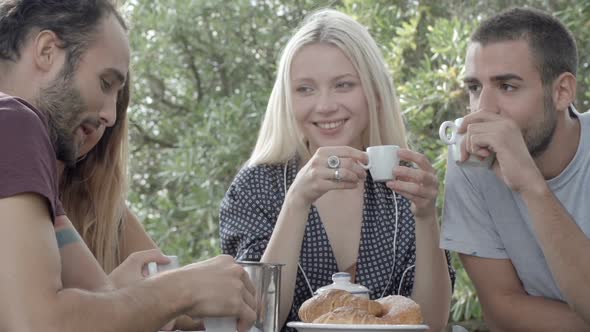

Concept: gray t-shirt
[[441, 109, 590, 301]]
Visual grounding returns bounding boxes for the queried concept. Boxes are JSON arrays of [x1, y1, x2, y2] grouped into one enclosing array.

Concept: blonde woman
[[220, 9, 453, 332]]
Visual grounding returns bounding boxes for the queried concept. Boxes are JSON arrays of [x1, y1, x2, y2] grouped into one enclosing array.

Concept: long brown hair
[[60, 75, 130, 273]]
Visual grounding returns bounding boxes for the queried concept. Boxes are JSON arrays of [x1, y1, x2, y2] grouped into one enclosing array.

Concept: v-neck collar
[[286, 158, 402, 298], [356, 177, 403, 298], [308, 178, 369, 279]]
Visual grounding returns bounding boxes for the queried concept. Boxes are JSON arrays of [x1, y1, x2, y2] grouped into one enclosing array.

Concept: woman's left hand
[[386, 149, 438, 220]]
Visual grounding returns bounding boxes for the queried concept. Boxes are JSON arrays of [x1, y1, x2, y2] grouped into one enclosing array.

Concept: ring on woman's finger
[[333, 168, 342, 182], [327, 155, 341, 169]]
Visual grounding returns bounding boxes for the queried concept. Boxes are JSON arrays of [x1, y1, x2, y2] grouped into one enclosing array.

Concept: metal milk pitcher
[[238, 261, 283, 332]]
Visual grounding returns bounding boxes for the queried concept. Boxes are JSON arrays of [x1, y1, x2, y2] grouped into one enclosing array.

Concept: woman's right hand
[[288, 146, 368, 205]]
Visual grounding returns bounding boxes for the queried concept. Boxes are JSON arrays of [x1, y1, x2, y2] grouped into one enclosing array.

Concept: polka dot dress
[[220, 158, 455, 332]]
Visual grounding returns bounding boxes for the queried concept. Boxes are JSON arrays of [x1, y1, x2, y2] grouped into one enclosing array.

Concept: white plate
[[286, 322, 429, 332]]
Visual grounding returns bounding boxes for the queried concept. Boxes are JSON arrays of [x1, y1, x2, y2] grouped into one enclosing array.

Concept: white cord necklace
[[283, 162, 412, 299]]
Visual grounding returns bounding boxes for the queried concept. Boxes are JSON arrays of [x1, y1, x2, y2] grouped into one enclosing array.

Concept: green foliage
[[123, 0, 589, 327], [450, 254, 482, 322], [124, 0, 336, 262]]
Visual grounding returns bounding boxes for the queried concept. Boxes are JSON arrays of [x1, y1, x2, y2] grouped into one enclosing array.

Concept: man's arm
[[0, 193, 257, 332], [460, 254, 590, 332], [117, 207, 200, 331], [0, 193, 177, 331], [460, 111, 590, 323], [56, 215, 114, 291], [520, 184, 590, 323]]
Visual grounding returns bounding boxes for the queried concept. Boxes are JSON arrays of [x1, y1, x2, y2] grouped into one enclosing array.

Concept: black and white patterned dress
[[220, 158, 455, 331]]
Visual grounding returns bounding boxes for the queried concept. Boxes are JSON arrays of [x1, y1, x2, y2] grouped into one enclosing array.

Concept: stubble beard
[[524, 88, 558, 158], [37, 72, 86, 166]]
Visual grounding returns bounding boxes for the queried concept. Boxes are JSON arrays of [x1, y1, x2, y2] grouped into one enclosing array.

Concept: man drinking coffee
[[441, 7, 590, 331]]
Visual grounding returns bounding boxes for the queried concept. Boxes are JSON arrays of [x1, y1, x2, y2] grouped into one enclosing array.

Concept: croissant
[[298, 289, 382, 323], [313, 307, 382, 324]]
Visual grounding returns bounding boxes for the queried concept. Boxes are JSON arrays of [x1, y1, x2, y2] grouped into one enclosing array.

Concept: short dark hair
[[471, 7, 578, 85], [0, 0, 126, 74]]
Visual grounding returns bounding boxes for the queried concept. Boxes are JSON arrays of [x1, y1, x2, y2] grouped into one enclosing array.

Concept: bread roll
[[377, 295, 422, 324]]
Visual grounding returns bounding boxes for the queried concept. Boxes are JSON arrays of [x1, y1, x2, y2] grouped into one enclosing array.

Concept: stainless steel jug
[[238, 261, 283, 332]]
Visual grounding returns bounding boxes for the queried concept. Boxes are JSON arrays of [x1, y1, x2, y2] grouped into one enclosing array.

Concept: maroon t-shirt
[[0, 92, 65, 223]]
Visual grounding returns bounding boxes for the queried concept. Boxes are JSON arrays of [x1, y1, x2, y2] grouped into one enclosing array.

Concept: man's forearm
[[485, 293, 590, 332], [521, 183, 590, 323], [57, 222, 114, 292], [413, 218, 452, 331], [0, 196, 186, 332], [33, 277, 182, 332]]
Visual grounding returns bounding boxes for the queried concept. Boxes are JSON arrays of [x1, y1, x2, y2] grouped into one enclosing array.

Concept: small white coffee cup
[[204, 317, 237, 332], [439, 118, 494, 168], [147, 255, 179, 276], [359, 145, 400, 182]]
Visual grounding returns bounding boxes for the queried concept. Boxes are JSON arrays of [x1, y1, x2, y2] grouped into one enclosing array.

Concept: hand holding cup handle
[[439, 118, 495, 168], [439, 120, 459, 145], [358, 157, 371, 170], [359, 145, 400, 182]]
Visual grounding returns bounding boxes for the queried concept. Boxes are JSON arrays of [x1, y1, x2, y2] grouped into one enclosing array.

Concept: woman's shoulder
[[229, 162, 288, 196], [234, 162, 284, 182], [221, 162, 289, 219]]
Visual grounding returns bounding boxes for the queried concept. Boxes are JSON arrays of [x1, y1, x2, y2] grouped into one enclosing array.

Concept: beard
[[36, 71, 87, 166], [524, 88, 558, 158]]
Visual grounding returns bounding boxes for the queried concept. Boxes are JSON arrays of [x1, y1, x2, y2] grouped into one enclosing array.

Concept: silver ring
[[327, 155, 340, 169], [334, 169, 342, 182]]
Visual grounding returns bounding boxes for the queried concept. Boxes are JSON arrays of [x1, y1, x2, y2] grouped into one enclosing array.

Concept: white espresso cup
[[147, 255, 180, 276], [439, 118, 494, 168], [204, 317, 237, 332], [359, 145, 400, 182]]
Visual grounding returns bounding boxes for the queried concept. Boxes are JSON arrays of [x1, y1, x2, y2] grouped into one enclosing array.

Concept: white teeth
[[316, 120, 345, 129]]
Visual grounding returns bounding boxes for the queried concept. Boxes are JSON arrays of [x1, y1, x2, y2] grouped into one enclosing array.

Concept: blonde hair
[[248, 9, 407, 166], [60, 76, 130, 273]]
